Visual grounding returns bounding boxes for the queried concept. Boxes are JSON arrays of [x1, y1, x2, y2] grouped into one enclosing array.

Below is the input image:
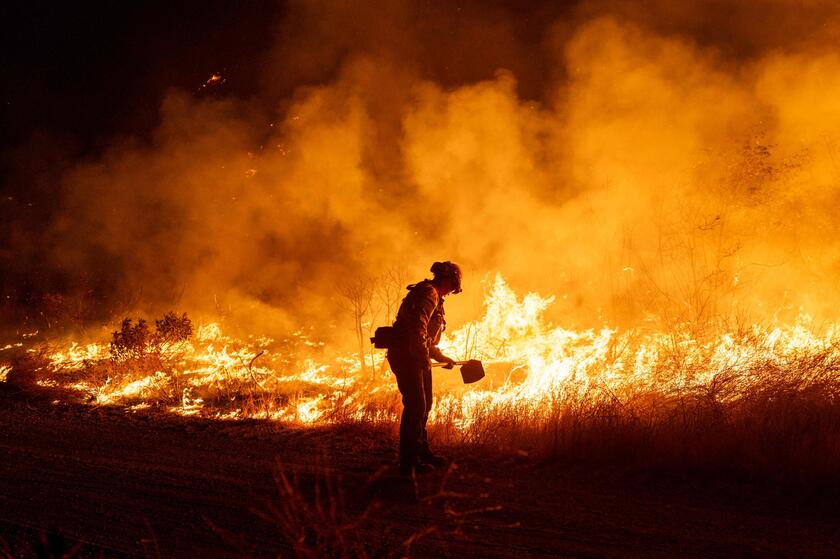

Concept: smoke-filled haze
[[3, 0, 840, 344]]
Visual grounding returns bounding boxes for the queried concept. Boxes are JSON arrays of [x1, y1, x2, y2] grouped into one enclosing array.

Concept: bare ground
[[0, 380, 838, 558]]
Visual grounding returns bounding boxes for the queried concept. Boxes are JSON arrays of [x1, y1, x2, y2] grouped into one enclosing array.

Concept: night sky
[[1, 1, 279, 154], [4, 1, 837, 165]]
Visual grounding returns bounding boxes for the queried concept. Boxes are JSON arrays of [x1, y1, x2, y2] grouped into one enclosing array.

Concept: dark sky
[[4, 0, 838, 161], [1, 1, 280, 153]]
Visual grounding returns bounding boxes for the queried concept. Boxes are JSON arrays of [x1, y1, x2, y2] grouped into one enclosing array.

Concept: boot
[[419, 448, 448, 468], [399, 460, 434, 477]]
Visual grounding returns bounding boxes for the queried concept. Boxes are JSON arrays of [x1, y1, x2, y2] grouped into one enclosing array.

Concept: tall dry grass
[[432, 332, 840, 488], [12, 310, 840, 490]]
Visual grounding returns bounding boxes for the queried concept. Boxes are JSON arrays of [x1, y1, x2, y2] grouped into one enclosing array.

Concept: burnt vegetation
[[109, 312, 194, 362]]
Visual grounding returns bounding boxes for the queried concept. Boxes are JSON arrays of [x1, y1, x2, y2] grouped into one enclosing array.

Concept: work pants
[[387, 348, 433, 466]]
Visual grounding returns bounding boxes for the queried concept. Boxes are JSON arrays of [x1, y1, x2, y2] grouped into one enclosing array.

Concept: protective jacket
[[391, 280, 448, 363], [388, 280, 449, 470]]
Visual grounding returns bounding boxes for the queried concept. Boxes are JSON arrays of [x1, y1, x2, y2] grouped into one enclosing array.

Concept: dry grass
[[10, 314, 840, 491], [432, 337, 840, 488], [242, 459, 495, 559]]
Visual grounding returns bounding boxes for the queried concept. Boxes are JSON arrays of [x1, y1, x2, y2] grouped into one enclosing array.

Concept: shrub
[[110, 312, 193, 362]]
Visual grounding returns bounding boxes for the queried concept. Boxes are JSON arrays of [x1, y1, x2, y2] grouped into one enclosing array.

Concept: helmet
[[430, 261, 462, 293]]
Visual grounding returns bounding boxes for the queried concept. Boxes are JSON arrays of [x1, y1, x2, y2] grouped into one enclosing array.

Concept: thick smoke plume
[[4, 0, 840, 343]]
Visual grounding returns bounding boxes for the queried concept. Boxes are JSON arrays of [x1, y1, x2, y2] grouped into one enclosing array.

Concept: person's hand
[[442, 356, 456, 369]]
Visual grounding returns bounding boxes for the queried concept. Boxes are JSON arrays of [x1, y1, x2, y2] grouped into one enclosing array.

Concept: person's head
[[430, 261, 462, 295]]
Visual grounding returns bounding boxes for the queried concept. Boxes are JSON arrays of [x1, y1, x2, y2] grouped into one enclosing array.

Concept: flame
[[49, 342, 107, 370], [9, 274, 836, 434]]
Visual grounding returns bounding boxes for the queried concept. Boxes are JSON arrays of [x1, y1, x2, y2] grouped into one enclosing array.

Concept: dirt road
[[0, 383, 837, 558]]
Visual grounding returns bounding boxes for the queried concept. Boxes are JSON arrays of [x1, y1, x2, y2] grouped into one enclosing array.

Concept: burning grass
[[4, 275, 840, 487]]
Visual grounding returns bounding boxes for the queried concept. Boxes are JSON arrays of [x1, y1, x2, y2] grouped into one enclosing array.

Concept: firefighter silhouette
[[387, 261, 462, 476]]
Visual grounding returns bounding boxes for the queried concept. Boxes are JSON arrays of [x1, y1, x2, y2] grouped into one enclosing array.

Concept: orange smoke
[[3, 0, 840, 344]]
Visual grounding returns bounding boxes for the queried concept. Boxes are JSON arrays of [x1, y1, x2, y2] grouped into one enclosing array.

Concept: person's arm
[[428, 305, 456, 368], [429, 346, 456, 368], [405, 286, 438, 363]]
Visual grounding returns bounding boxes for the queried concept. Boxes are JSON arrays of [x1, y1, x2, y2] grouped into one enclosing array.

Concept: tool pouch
[[370, 326, 396, 349]]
